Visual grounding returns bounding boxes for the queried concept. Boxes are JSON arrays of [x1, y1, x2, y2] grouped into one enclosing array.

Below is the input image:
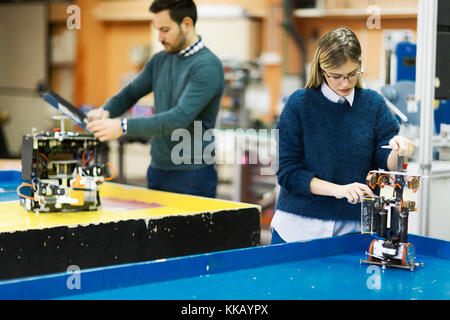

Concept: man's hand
[[87, 107, 110, 122], [389, 135, 415, 156], [332, 182, 374, 205], [86, 119, 123, 142]]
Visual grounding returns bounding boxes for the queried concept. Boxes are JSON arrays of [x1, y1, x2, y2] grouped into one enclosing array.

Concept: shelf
[[93, 1, 153, 22], [49, 2, 76, 24], [50, 62, 75, 68], [92, 1, 265, 22], [294, 7, 417, 19]]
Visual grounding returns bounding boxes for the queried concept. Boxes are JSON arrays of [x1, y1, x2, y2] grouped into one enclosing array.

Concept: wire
[[39, 153, 48, 162], [376, 174, 402, 190], [81, 149, 95, 167], [104, 162, 116, 181], [83, 153, 95, 167], [38, 152, 49, 176], [81, 149, 87, 163], [17, 182, 37, 201]]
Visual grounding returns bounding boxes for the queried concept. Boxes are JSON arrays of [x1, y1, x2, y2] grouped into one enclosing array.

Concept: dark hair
[[150, 0, 197, 26]]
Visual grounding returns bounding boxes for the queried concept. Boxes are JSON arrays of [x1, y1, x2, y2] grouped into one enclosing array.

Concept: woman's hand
[[310, 178, 374, 205], [386, 135, 415, 171], [332, 182, 374, 205], [389, 135, 415, 156]]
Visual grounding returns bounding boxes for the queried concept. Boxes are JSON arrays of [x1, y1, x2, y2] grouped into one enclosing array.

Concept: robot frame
[[360, 155, 424, 271], [17, 122, 114, 213]]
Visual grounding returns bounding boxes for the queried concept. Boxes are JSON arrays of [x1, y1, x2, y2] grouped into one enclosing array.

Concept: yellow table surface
[[0, 159, 21, 170], [0, 183, 260, 233]]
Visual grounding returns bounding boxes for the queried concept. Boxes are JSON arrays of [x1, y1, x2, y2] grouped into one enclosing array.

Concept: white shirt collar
[[320, 81, 355, 106], [178, 36, 204, 57]]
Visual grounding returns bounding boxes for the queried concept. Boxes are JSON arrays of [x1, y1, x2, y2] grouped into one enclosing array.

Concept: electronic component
[[16, 89, 115, 213], [17, 129, 113, 213], [360, 155, 424, 271]]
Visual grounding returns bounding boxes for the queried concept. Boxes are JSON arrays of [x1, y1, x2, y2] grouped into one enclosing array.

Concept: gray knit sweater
[[103, 48, 224, 170]]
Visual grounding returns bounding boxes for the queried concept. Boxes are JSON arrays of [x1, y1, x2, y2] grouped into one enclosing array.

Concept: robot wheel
[[402, 243, 415, 267]]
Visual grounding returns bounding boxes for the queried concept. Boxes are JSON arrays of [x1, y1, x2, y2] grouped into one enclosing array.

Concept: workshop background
[[0, 0, 449, 245]]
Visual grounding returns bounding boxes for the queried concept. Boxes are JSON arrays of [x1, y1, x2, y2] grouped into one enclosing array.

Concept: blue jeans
[[147, 165, 217, 198]]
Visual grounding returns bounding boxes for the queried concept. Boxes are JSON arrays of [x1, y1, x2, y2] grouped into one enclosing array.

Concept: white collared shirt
[[178, 36, 205, 58], [320, 81, 355, 106]]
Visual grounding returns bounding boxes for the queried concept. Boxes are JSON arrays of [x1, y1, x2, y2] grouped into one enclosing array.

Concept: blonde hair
[[305, 27, 363, 89]]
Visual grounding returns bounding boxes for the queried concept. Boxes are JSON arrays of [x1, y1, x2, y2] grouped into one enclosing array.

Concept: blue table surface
[[61, 252, 448, 300], [0, 170, 20, 201], [1, 170, 449, 300], [0, 233, 449, 300]]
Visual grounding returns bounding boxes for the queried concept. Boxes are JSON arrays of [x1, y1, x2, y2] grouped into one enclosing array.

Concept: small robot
[[17, 117, 114, 213], [360, 155, 424, 271]]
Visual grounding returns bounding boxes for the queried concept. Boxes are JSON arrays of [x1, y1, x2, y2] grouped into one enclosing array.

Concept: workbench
[[0, 233, 448, 300], [0, 170, 260, 281], [1, 170, 448, 301]]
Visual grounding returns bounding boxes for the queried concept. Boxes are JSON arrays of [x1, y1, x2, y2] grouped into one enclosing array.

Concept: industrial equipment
[[16, 90, 113, 213], [360, 154, 424, 271]]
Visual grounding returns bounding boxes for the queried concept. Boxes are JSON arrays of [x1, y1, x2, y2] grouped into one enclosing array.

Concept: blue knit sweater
[[275, 87, 400, 221]]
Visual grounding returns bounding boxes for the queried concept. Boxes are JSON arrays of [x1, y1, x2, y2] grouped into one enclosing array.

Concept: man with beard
[[87, 0, 224, 198]]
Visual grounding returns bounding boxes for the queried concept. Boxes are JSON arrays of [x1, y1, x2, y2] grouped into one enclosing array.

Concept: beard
[[162, 28, 188, 54]]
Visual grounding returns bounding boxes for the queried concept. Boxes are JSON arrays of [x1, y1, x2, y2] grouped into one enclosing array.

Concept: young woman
[[270, 27, 415, 244]]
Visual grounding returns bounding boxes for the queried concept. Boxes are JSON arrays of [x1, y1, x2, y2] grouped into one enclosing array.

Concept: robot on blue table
[[360, 155, 424, 271], [17, 88, 114, 213], [16, 90, 114, 213], [17, 127, 112, 213]]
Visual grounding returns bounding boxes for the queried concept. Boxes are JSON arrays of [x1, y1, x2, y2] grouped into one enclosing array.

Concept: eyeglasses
[[322, 69, 363, 82]]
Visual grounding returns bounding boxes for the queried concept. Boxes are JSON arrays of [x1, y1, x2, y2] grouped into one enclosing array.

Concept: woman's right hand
[[332, 182, 374, 204], [87, 107, 110, 122]]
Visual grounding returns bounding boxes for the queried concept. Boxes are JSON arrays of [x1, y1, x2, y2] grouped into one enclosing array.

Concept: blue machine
[[396, 41, 416, 82], [435, 100, 450, 135], [381, 81, 418, 126], [388, 41, 450, 133], [384, 42, 418, 126]]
